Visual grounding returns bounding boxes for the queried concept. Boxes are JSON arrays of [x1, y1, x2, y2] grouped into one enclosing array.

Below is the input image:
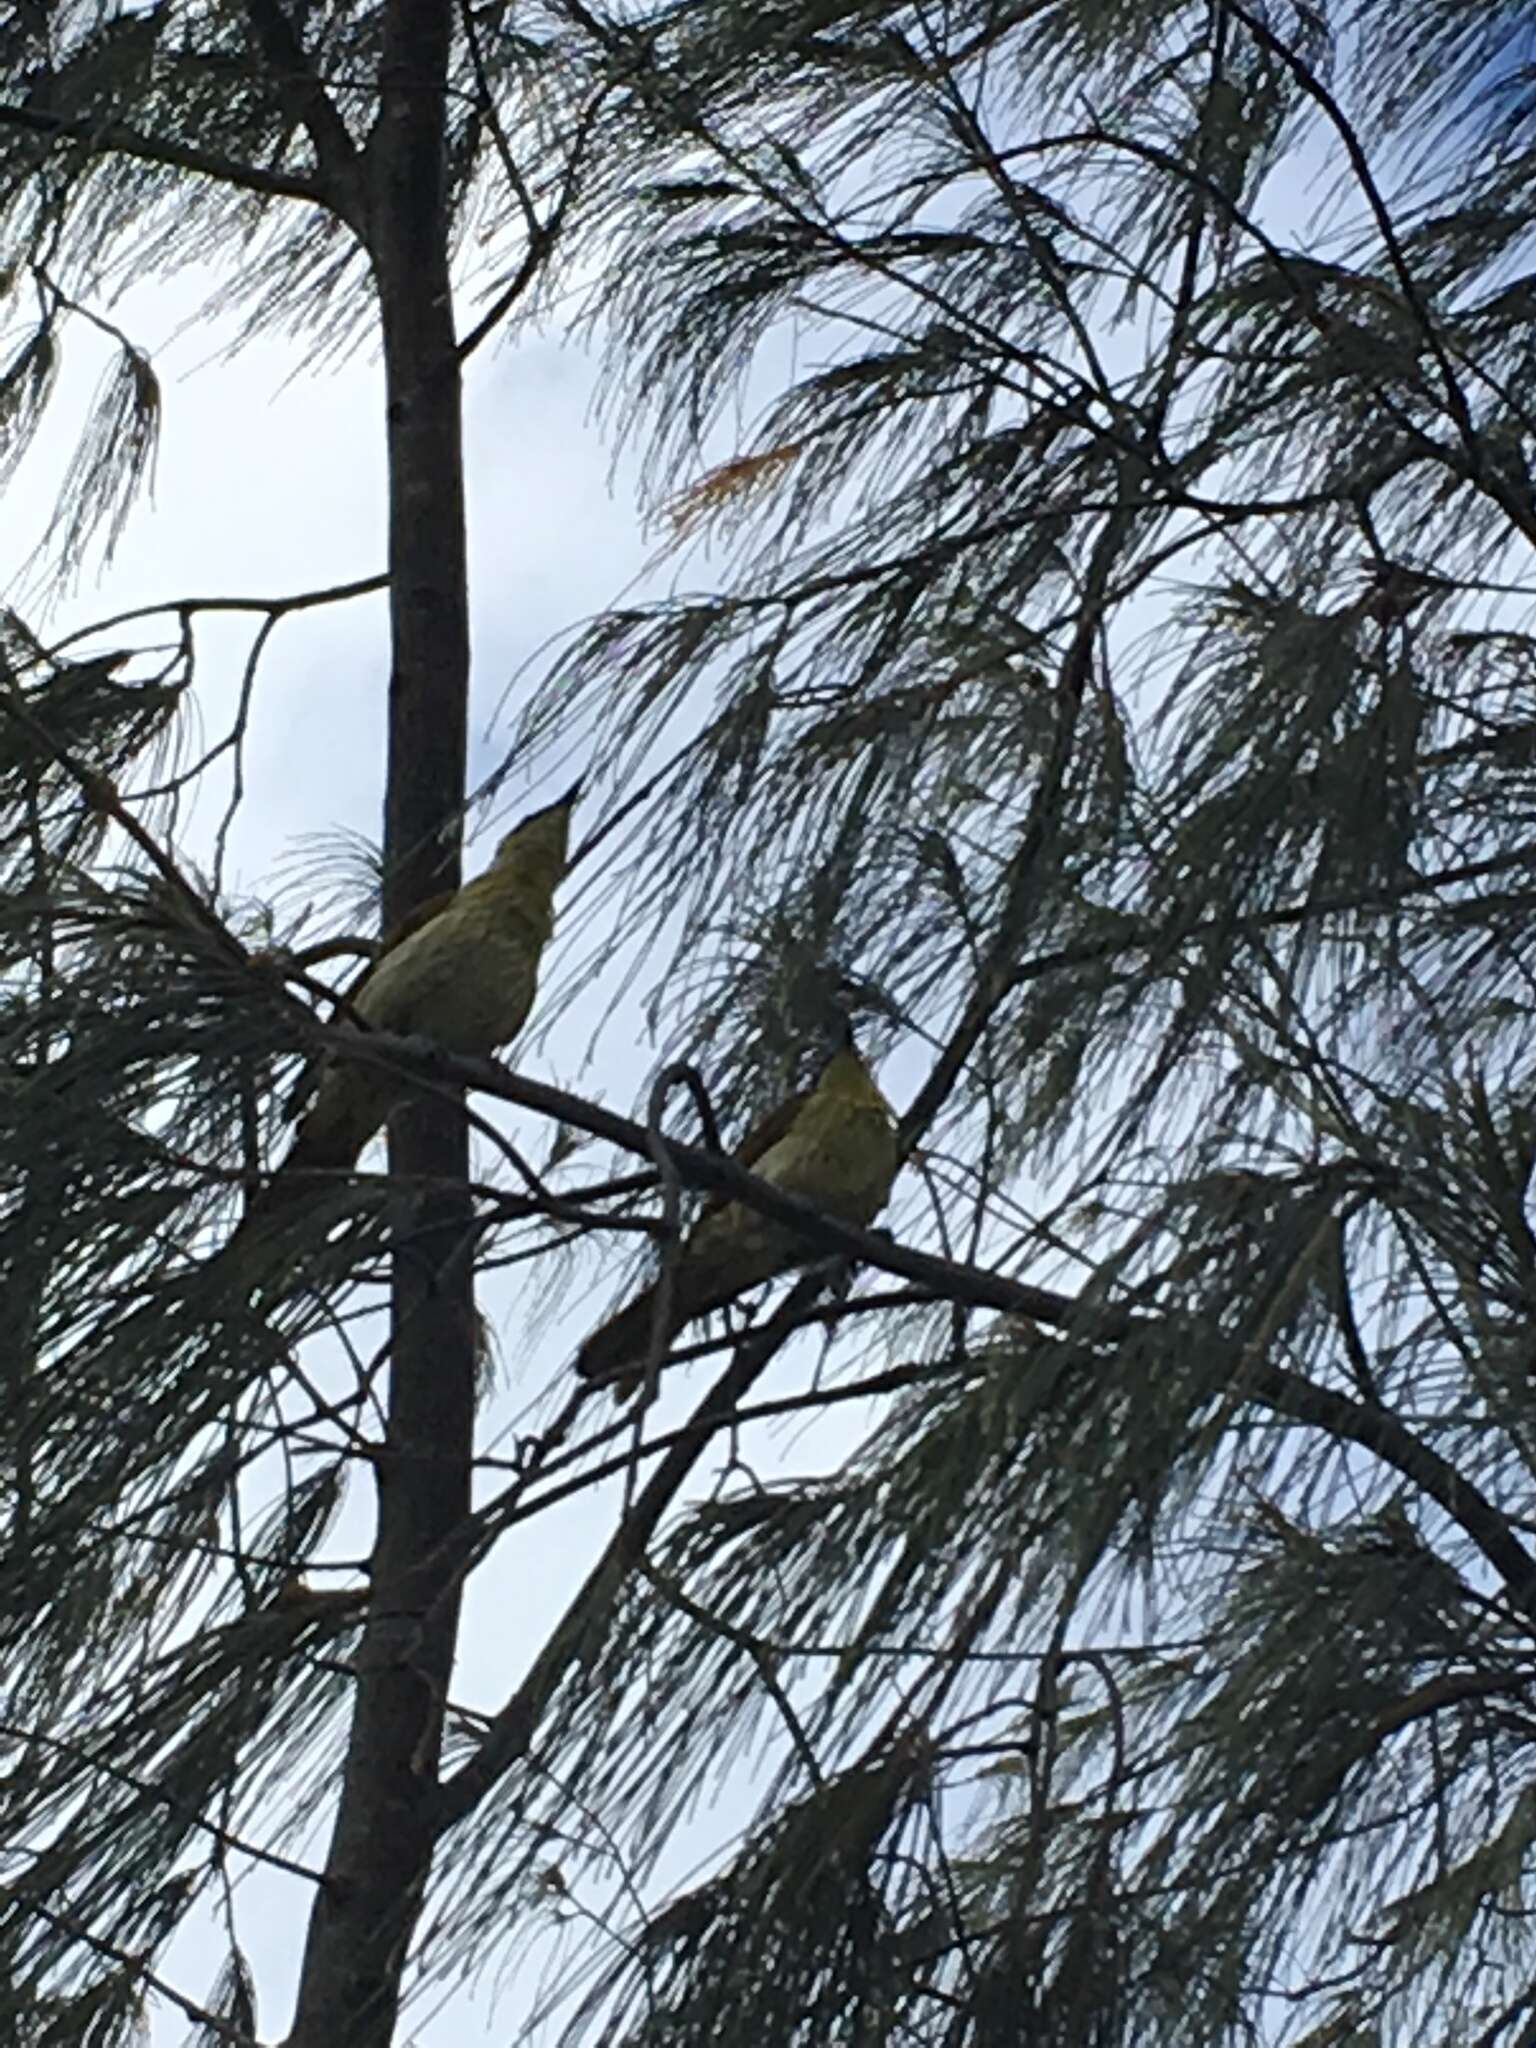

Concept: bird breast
[[690, 1095, 897, 1273], [352, 914, 540, 1057], [756, 1096, 898, 1221]]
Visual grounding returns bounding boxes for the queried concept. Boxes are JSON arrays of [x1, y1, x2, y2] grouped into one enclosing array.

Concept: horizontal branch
[[0, 100, 330, 211], [274, 1024, 1104, 1337], [272, 1032, 1536, 1822], [1250, 1363, 1536, 1623], [41, 572, 388, 664], [294, 1031, 1536, 1604]]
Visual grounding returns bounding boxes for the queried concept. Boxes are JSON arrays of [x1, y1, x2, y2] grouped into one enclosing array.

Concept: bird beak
[[518, 780, 582, 825]]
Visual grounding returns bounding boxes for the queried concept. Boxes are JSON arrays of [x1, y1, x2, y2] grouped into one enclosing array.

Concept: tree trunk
[[285, 6, 475, 2042]]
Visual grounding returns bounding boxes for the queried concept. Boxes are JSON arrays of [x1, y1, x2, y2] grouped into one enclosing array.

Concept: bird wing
[[283, 888, 458, 1120], [371, 887, 459, 970], [678, 1080, 812, 1226], [732, 1082, 813, 1173]]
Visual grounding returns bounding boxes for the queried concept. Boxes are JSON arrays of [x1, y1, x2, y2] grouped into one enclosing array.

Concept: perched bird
[[575, 1024, 899, 1390], [239, 784, 578, 1234]]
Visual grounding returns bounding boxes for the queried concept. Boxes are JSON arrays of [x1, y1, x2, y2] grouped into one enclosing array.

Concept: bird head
[[815, 1006, 872, 1085], [819, 967, 899, 1054], [811, 1007, 898, 1129], [492, 781, 581, 886], [807, 974, 898, 1096]]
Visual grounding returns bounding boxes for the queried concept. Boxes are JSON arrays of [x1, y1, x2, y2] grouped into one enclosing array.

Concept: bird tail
[[575, 1265, 739, 1389], [227, 1097, 370, 1250]]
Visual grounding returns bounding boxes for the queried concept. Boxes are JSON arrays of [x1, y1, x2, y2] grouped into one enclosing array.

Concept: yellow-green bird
[[575, 1024, 899, 1389], [242, 784, 578, 1230]]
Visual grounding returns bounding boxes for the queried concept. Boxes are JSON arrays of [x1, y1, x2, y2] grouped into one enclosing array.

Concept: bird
[[237, 783, 579, 1237], [575, 1022, 899, 1391]]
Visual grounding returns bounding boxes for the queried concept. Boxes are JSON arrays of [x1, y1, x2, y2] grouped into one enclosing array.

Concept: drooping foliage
[[7, 2, 1536, 2045], [486, 3, 1536, 2042]]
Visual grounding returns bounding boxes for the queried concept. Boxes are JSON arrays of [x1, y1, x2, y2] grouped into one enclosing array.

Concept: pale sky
[[4, 261, 895, 2043], [0, 58, 1387, 2042]]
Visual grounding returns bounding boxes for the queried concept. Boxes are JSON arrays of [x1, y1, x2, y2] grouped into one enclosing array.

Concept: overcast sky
[[0, 48, 1433, 2039], [2, 258, 899, 2042]]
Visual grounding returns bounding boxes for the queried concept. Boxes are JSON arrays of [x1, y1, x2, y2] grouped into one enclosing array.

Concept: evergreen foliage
[[4, 2, 1536, 2044]]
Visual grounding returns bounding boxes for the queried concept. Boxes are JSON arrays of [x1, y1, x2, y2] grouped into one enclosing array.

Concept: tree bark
[[285, 6, 475, 2042]]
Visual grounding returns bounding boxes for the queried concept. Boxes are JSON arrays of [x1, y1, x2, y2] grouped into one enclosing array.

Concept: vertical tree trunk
[[286, 7, 475, 2042]]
